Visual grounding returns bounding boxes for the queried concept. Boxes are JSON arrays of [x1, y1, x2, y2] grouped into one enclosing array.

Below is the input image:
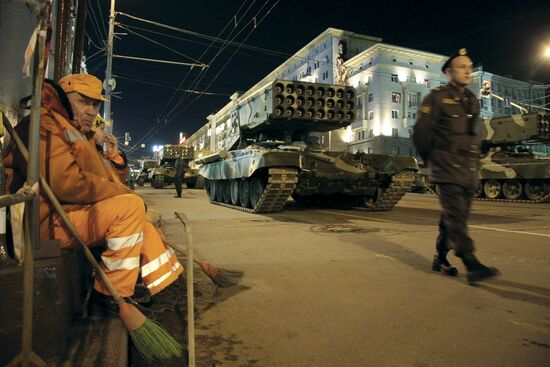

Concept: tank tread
[[473, 194, 550, 204], [211, 168, 298, 213], [425, 184, 550, 203], [355, 171, 416, 212]]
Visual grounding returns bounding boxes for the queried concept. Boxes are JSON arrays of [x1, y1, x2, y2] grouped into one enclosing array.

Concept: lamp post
[[104, 0, 116, 131]]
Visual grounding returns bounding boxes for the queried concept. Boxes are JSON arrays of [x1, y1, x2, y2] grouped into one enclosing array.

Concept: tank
[[197, 80, 418, 213], [149, 145, 194, 189], [476, 112, 550, 202], [136, 159, 157, 186]]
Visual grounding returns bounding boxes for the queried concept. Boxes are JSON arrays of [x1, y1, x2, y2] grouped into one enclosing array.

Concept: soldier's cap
[[91, 114, 111, 132], [59, 73, 107, 102], [441, 48, 473, 73]]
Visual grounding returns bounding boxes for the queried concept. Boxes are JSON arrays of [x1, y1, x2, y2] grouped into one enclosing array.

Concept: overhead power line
[[113, 54, 208, 68]]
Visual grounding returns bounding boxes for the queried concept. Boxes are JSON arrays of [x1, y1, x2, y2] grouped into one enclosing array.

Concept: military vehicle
[[149, 145, 194, 189], [197, 79, 418, 213], [475, 112, 550, 202], [136, 159, 157, 186]]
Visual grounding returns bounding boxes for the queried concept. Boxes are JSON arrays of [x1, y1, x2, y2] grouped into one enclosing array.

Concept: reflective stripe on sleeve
[[107, 232, 143, 251], [101, 256, 140, 271], [141, 247, 175, 278], [146, 262, 182, 289]]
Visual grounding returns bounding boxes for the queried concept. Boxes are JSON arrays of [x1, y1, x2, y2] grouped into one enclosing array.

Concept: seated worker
[[91, 114, 129, 184], [4, 74, 184, 311]]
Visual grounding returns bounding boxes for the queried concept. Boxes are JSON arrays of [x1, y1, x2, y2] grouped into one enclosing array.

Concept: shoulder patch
[[442, 98, 459, 105], [420, 105, 431, 114]]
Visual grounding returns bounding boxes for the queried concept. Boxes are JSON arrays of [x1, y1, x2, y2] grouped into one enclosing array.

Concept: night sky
[[84, 0, 550, 158]]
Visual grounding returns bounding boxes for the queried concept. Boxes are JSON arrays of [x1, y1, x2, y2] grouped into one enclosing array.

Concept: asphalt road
[[138, 185, 550, 367]]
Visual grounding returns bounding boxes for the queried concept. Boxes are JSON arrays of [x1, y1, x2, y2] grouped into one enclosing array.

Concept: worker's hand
[[105, 133, 119, 159]]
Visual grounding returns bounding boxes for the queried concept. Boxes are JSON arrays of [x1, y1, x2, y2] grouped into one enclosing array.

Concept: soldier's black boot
[[460, 253, 500, 284], [432, 252, 458, 276]]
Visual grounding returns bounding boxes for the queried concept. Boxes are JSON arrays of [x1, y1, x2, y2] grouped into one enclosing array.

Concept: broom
[[173, 212, 245, 288], [5, 121, 182, 362]]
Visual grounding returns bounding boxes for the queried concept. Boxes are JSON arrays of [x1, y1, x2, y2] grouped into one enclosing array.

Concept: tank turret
[[198, 79, 418, 213]]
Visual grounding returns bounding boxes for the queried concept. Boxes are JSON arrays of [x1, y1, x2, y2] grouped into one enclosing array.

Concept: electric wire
[[125, 1, 255, 153]]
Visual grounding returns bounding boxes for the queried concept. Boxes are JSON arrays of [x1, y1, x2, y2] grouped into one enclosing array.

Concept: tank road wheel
[[230, 180, 240, 205], [483, 179, 502, 199], [249, 177, 265, 209], [363, 187, 383, 209], [208, 180, 216, 200], [152, 175, 165, 189], [216, 180, 224, 202], [502, 180, 523, 200], [525, 180, 548, 201], [223, 180, 232, 204], [239, 180, 251, 208]]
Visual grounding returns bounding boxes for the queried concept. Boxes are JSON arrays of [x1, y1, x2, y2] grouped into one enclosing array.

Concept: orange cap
[[59, 73, 107, 101]]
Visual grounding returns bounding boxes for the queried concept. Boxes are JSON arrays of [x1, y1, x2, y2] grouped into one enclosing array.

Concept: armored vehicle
[[136, 159, 157, 186], [149, 145, 194, 189], [476, 113, 550, 202], [197, 80, 418, 213]]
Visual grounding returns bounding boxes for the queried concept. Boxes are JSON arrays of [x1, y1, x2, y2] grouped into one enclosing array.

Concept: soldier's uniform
[[417, 82, 480, 257], [414, 48, 499, 283], [174, 157, 187, 198]]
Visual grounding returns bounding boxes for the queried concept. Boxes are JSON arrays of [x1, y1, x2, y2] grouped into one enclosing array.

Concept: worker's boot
[[89, 289, 154, 319], [460, 253, 500, 284], [149, 276, 187, 313], [431, 251, 458, 276]]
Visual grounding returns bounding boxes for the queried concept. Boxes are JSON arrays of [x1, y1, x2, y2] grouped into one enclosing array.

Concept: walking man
[[413, 48, 500, 284], [174, 154, 187, 198]]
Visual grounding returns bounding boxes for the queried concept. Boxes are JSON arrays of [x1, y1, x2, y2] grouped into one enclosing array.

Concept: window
[[392, 146, 400, 155], [369, 129, 373, 137], [367, 110, 374, 120], [392, 128, 399, 137], [392, 110, 399, 119], [361, 131, 365, 140], [391, 74, 398, 82], [357, 132, 361, 141], [367, 147, 373, 153], [497, 100, 502, 109], [368, 93, 373, 102], [408, 93, 418, 107], [392, 92, 401, 104], [408, 129, 412, 137]]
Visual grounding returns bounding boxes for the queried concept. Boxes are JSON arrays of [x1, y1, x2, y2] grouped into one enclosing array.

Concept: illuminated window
[[368, 110, 374, 120]]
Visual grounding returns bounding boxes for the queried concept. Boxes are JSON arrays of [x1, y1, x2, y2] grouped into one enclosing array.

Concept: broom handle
[[174, 212, 195, 367], [4, 120, 124, 305]]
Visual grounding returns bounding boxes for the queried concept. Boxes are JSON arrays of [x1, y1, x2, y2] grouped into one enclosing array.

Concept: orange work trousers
[[52, 194, 183, 297]]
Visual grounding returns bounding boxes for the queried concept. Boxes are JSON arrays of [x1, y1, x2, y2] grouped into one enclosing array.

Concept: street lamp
[[545, 46, 550, 58]]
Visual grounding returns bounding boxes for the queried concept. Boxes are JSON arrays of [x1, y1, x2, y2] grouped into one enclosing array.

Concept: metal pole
[[7, 6, 48, 367], [72, 0, 88, 74], [104, 0, 116, 130]]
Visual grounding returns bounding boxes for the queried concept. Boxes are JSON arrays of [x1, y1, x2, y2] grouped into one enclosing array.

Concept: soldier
[[174, 154, 186, 198], [413, 48, 500, 284]]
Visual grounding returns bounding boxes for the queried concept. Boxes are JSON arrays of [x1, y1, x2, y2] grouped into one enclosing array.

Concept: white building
[[344, 43, 448, 156]]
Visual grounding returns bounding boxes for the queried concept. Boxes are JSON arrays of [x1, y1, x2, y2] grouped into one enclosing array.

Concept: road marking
[[509, 320, 550, 335], [470, 225, 550, 238], [373, 253, 396, 261], [316, 210, 398, 223]]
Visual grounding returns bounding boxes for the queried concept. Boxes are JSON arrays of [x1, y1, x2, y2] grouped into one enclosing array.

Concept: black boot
[[432, 252, 458, 276], [460, 253, 500, 284]]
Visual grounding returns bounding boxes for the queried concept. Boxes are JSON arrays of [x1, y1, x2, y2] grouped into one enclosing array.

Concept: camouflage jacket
[[415, 83, 481, 191]]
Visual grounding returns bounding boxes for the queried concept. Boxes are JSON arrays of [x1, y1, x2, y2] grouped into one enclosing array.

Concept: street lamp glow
[[545, 47, 550, 58]]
